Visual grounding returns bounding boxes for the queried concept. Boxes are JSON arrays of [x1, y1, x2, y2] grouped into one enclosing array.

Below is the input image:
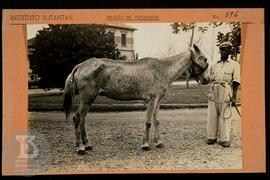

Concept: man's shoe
[[206, 139, 217, 145], [218, 141, 230, 147]]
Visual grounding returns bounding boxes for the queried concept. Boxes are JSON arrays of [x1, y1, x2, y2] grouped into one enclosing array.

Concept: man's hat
[[219, 41, 233, 49]]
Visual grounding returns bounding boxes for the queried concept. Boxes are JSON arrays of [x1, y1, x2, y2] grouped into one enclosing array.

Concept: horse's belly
[[101, 92, 144, 101], [99, 66, 152, 100], [100, 82, 146, 101]]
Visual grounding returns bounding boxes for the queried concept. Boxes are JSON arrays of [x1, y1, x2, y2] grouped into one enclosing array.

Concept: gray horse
[[63, 44, 210, 155]]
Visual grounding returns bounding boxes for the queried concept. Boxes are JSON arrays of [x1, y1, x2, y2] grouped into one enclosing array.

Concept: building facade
[[27, 24, 137, 87], [106, 23, 137, 60], [28, 38, 40, 88]]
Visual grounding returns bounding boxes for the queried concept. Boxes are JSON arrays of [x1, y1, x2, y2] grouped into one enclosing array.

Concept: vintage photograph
[[27, 22, 242, 172]]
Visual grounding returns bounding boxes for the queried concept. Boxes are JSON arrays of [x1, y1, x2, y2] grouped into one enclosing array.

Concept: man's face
[[220, 47, 231, 61]]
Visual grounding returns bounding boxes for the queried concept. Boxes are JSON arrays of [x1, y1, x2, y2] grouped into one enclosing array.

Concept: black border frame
[[0, 0, 269, 178]]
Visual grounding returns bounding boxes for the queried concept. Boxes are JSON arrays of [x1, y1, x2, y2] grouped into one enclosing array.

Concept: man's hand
[[231, 96, 236, 106], [231, 81, 240, 106]]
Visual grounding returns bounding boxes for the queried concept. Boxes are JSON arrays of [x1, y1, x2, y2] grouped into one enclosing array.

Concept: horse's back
[[98, 57, 159, 66], [75, 57, 159, 77], [72, 57, 167, 100]]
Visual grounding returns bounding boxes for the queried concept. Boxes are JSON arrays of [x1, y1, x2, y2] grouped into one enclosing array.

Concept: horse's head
[[189, 44, 210, 85]]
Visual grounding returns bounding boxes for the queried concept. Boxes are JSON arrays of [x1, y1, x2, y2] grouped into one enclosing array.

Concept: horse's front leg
[[141, 98, 155, 151]]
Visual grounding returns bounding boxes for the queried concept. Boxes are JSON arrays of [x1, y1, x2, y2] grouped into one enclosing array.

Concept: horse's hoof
[[77, 149, 86, 155], [155, 142, 165, 148], [141, 143, 151, 151], [85, 145, 92, 151], [142, 146, 151, 151], [76, 144, 86, 155]]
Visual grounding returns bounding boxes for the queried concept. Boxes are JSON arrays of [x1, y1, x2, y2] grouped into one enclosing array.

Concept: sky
[[127, 23, 231, 62], [27, 23, 232, 63]]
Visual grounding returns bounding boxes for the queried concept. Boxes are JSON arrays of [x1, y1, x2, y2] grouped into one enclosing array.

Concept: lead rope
[[197, 81, 232, 119], [197, 81, 242, 118]]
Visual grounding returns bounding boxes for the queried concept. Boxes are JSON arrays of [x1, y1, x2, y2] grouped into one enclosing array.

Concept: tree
[[171, 22, 209, 47], [215, 22, 241, 61], [29, 24, 121, 88], [157, 41, 177, 58], [171, 22, 241, 61]]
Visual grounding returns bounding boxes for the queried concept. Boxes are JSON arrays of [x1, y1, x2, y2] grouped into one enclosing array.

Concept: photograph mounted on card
[[2, 9, 265, 175]]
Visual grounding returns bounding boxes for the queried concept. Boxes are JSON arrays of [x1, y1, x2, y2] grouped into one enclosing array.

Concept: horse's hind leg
[[81, 118, 92, 151], [73, 108, 86, 155], [141, 97, 155, 150], [153, 99, 164, 148], [80, 97, 97, 151], [74, 90, 98, 155]]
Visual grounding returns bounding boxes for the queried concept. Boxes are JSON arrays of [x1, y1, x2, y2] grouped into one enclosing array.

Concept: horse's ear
[[193, 44, 201, 53]]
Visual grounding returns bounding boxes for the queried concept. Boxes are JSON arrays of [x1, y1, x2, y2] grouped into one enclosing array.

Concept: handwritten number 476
[[225, 11, 239, 18]]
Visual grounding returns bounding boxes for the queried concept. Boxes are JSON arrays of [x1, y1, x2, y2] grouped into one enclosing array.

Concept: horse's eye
[[200, 57, 207, 63]]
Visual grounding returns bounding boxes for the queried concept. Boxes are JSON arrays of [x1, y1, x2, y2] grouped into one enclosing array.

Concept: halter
[[189, 49, 209, 78]]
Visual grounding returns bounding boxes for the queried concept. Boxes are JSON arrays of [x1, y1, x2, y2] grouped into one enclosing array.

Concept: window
[[121, 33, 126, 46]]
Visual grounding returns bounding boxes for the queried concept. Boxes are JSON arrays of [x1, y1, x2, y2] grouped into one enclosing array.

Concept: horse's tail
[[63, 66, 78, 121]]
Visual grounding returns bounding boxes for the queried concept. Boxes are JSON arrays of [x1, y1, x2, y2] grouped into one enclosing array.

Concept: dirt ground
[[28, 108, 242, 173]]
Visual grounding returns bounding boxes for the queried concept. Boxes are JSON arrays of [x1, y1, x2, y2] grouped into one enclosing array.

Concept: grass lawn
[[28, 84, 240, 111]]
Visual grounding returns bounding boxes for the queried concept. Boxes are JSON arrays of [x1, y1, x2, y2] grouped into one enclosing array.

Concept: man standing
[[206, 41, 240, 147]]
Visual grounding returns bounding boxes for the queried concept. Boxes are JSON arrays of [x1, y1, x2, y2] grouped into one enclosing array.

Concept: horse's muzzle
[[201, 77, 210, 85]]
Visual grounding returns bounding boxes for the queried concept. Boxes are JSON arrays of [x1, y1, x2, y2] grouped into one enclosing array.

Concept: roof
[[106, 23, 137, 31]]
